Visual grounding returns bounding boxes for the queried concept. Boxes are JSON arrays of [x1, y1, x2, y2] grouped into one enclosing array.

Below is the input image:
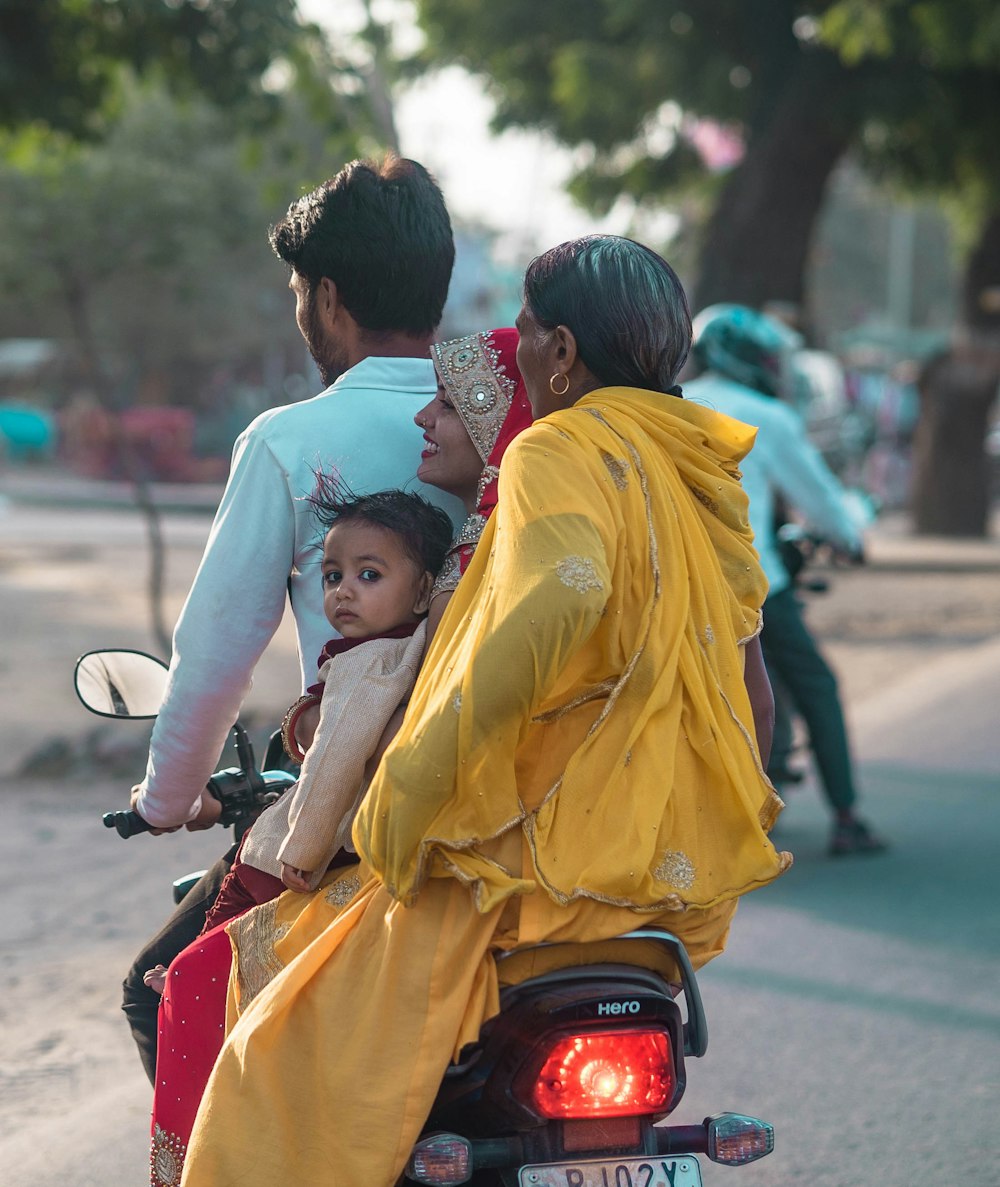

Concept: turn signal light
[[405, 1133, 472, 1185], [518, 1027, 676, 1119], [705, 1112, 775, 1165]]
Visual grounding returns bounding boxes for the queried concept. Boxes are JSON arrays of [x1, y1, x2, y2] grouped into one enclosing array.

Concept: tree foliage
[[413, 0, 1000, 316], [0, 0, 307, 136], [0, 73, 369, 401], [412, 0, 876, 307]]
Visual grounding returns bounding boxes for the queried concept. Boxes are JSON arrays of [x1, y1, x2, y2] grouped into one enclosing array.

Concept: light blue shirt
[[138, 356, 464, 826], [684, 373, 864, 598]]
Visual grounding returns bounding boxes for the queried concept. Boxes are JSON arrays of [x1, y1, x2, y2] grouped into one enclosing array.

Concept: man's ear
[[316, 276, 340, 327], [413, 571, 435, 616]]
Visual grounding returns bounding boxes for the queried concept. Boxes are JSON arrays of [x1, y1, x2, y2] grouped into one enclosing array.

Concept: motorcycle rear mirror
[[74, 649, 170, 719]]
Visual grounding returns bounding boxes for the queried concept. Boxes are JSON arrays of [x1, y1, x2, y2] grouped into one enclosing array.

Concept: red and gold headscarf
[[429, 327, 532, 596]]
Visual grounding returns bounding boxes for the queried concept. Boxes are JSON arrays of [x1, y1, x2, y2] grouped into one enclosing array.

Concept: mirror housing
[[74, 649, 169, 719]]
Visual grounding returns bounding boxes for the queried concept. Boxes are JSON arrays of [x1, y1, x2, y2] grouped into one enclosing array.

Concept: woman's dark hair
[[309, 475, 453, 577], [269, 155, 454, 335], [522, 236, 692, 393]]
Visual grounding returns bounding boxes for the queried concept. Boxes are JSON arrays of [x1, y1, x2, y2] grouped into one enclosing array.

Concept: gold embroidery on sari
[[229, 898, 284, 1010], [555, 556, 604, 593], [655, 850, 696, 889], [151, 1123, 186, 1186], [325, 872, 362, 909]]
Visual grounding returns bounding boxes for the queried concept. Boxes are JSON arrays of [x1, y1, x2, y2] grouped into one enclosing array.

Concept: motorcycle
[[75, 648, 775, 1187]]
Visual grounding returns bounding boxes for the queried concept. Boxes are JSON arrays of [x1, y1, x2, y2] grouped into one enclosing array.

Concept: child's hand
[[280, 862, 313, 893], [143, 964, 169, 995]]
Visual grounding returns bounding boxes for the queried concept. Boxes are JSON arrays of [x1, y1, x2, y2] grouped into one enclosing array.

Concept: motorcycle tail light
[[705, 1112, 774, 1165], [517, 1027, 676, 1119], [405, 1132, 472, 1185]]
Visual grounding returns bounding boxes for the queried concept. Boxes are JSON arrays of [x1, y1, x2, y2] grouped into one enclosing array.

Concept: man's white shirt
[[136, 356, 463, 827]]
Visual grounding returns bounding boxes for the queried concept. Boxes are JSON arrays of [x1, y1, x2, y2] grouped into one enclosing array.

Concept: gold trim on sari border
[[601, 450, 631, 490], [531, 678, 617, 724], [689, 485, 721, 516]]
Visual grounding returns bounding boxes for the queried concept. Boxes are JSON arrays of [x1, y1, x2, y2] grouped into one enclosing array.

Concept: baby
[[143, 485, 451, 991], [275, 484, 451, 891]]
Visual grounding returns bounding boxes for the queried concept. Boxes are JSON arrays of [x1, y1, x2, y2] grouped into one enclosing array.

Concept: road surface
[[1, 499, 997, 1185]]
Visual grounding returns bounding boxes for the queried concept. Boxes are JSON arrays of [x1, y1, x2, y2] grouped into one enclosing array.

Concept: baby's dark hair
[[309, 473, 453, 576]]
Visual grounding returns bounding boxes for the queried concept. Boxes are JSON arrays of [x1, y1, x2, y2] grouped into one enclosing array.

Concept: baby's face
[[321, 520, 430, 639]]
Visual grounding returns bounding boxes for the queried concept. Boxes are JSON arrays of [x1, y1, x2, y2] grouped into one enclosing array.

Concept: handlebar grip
[[102, 809, 153, 838]]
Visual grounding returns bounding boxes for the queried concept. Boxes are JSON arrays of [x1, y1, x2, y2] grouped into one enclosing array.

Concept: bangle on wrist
[[281, 693, 321, 763]]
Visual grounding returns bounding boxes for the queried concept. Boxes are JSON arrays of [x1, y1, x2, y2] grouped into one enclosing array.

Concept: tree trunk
[[912, 342, 998, 536], [911, 210, 1000, 538], [62, 266, 172, 651], [693, 50, 859, 319]]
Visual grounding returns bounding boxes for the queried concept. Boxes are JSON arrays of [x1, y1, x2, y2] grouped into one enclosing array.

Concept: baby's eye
[[323, 570, 342, 587], [359, 568, 381, 583]]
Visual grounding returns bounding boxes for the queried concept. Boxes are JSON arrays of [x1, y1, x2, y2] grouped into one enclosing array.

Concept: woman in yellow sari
[[181, 237, 791, 1186]]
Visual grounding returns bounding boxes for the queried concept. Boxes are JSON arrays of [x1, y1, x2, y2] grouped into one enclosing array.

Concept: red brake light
[[517, 1027, 676, 1119]]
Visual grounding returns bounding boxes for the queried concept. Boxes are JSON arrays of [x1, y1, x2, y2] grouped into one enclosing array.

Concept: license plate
[[519, 1154, 702, 1187]]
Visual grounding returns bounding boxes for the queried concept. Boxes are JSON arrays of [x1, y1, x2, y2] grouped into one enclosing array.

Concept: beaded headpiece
[[429, 327, 532, 597], [430, 331, 519, 463]]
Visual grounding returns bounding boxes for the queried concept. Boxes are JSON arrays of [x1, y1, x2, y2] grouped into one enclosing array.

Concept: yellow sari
[[181, 388, 791, 1187]]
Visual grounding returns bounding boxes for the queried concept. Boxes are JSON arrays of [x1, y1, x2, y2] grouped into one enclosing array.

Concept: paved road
[[1, 498, 998, 1185], [680, 632, 1000, 1186]]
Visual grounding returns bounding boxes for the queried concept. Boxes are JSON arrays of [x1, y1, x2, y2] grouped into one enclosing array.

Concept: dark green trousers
[[760, 586, 857, 813]]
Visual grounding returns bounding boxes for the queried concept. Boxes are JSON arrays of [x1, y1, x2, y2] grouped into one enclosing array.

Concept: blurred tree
[[0, 2, 408, 642], [821, 0, 1000, 535], [0, 0, 303, 136], [412, 0, 875, 310], [0, 66, 382, 645], [0, 80, 304, 400], [415, 0, 1000, 533]]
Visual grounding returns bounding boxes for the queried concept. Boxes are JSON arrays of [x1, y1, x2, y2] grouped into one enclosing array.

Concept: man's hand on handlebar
[[185, 793, 223, 831], [129, 785, 181, 835], [128, 784, 222, 833]]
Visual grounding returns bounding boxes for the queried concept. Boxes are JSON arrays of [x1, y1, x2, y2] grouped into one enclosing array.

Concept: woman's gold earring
[[549, 373, 570, 397]]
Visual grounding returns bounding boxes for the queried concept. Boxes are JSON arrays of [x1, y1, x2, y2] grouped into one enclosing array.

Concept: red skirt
[[148, 857, 285, 1187]]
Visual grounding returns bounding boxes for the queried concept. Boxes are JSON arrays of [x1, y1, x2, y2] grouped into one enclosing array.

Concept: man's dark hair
[[309, 474, 453, 577], [269, 155, 454, 335], [523, 235, 692, 394]]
